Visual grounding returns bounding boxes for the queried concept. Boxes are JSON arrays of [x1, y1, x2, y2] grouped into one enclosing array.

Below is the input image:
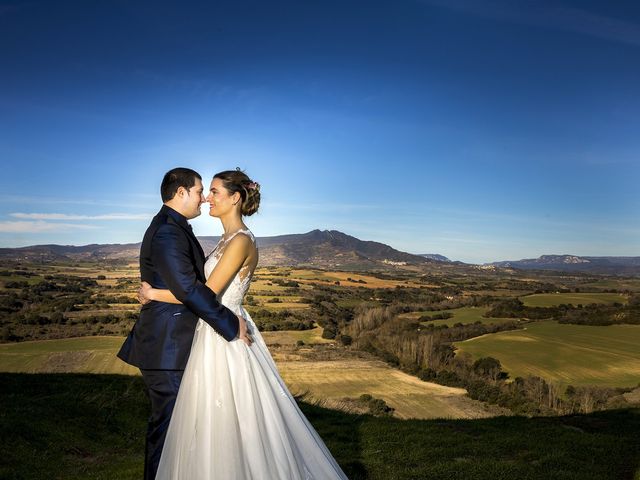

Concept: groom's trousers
[[140, 369, 184, 480]]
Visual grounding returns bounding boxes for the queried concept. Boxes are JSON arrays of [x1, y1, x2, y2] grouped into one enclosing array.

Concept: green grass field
[[455, 321, 640, 388], [399, 306, 517, 327], [0, 274, 44, 285], [247, 281, 290, 293], [520, 292, 628, 307], [251, 294, 310, 309], [260, 326, 333, 345], [2, 373, 639, 479], [0, 337, 138, 375]]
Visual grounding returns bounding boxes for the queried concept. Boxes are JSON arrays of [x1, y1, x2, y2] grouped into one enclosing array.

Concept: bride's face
[[206, 177, 239, 218]]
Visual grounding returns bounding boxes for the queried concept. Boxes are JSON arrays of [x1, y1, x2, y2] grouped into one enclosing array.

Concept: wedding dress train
[[156, 229, 348, 479]]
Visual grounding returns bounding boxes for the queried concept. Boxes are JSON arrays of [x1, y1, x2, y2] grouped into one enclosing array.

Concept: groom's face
[[181, 178, 206, 220]]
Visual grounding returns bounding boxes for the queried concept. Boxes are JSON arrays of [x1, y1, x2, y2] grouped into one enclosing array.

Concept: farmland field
[[455, 321, 640, 388], [250, 295, 310, 310], [260, 326, 332, 345], [399, 306, 517, 327], [519, 292, 628, 307], [287, 269, 423, 289], [579, 278, 640, 291], [276, 358, 502, 419]]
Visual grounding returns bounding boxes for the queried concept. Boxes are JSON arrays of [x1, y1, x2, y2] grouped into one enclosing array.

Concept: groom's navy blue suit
[[118, 205, 239, 480]]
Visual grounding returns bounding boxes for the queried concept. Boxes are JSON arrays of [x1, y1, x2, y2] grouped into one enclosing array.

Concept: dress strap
[[222, 228, 255, 245], [207, 229, 255, 259]]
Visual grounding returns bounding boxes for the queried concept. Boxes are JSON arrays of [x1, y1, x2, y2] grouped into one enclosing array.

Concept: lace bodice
[[204, 228, 256, 313]]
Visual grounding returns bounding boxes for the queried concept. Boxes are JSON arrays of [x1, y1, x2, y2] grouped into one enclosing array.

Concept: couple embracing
[[118, 168, 348, 479]]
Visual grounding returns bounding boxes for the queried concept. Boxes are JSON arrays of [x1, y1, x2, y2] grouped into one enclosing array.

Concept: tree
[[473, 357, 505, 382]]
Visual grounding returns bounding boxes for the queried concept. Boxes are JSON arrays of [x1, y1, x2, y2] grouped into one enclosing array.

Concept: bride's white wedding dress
[[156, 229, 348, 480]]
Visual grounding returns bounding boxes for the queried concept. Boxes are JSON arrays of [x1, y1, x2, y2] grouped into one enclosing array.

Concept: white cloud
[[0, 221, 101, 233], [9, 213, 151, 221], [0, 195, 157, 208]]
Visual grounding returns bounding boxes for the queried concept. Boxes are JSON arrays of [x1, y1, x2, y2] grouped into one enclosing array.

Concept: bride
[[138, 169, 348, 480]]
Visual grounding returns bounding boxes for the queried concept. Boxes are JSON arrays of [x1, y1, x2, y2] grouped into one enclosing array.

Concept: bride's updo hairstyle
[[214, 168, 261, 216]]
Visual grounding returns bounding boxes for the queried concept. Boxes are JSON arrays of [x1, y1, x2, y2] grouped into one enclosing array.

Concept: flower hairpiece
[[246, 181, 259, 190]]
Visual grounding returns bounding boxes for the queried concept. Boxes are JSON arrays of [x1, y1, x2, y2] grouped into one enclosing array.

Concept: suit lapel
[[187, 227, 206, 278], [162, 206, 206, 280], [176, 221, 205, 279]]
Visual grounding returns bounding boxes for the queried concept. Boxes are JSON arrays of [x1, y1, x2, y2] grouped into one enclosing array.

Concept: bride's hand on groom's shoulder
[[138, 281, 153, 305]]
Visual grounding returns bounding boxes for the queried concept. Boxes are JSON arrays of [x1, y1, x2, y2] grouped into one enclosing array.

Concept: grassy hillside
[[2, 373, 639, 479], [275, 359, 502, 419], [455, 321, 640, 387], [0, 337, 138, 375], [520, 292, 628, 307]]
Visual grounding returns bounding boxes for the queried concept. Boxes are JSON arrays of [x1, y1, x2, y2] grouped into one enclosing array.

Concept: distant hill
[[204, 229, 433, 269], [3, 237, 637, 275], [0, 243, 141, 262], [419, 253, 451, 262], [488, 255, 640, 276], [0, 229, 436, 270]]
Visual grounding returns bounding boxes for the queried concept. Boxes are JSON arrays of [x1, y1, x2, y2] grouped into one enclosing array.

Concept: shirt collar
[[161, 204, 191, 230]]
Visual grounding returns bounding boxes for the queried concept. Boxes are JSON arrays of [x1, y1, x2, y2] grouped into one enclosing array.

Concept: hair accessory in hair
[[246, 181, 259, 190]]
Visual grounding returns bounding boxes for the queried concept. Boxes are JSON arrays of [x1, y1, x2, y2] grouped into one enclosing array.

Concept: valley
[[1, 233, 639, 420]]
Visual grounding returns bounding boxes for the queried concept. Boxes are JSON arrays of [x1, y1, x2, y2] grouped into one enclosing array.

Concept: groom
[[118, 167, 251, 480]]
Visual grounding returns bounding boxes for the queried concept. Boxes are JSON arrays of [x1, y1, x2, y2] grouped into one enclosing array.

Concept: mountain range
[[0, 230, 433, 270], [0, 230, 637, 275], [488, 255, 640, 276]]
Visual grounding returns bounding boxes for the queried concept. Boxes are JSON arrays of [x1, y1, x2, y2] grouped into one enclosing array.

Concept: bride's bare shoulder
[[223, 232, 255, 255]]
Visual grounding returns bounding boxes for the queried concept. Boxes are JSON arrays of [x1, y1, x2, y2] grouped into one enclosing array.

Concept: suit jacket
[[117, 205, 239, 370]]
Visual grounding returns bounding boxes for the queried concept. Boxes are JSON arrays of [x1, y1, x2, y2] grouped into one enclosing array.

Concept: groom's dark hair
[[161, 167, 202, 202]]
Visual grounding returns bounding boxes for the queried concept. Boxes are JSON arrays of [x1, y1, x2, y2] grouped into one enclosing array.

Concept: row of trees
[[485, 295, 639, 325], [248, 308, 315, 331]]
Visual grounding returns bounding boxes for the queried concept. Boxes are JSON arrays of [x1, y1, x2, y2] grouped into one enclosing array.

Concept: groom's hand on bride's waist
[[238, 315, 253, 346]]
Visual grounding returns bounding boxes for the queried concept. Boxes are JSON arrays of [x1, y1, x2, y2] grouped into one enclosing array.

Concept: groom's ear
[[175, 186, 187, 199]]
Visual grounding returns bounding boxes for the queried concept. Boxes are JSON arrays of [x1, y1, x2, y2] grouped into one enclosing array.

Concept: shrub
[[358, 394, 394, 416]]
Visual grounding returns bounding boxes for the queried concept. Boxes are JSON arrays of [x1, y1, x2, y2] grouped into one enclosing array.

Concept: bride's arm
[[138, 235, 252, 304], [138, 282, 182, 304]]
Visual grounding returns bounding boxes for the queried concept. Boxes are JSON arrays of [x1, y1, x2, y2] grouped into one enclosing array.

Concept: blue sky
[[0, 0, 638, 263]]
